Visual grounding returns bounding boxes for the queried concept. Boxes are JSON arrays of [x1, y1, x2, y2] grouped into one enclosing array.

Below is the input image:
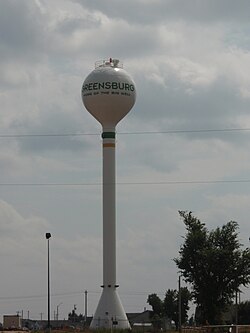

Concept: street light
[[46, 233, 51, 332]]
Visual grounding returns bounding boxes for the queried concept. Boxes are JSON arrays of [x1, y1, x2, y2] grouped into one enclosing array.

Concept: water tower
[[81, 58, 136, 329]]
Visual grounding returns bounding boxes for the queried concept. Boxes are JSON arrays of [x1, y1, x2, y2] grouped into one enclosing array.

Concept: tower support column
[[102, 130, 116, 288], [90, 129, 130, 329]]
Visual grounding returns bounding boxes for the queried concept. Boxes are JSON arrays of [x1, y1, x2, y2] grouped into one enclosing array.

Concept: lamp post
[[46, 233, 51, 332]]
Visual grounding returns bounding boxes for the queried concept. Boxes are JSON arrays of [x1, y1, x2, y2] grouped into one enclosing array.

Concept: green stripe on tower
[[102, 132, 116, 139]]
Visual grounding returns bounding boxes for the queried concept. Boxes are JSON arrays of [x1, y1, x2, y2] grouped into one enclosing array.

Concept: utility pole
[[84, 290, 88, 324], [178, 275, 182, 333], [235, 291, 238, 324], [56, 303, 63, 326]]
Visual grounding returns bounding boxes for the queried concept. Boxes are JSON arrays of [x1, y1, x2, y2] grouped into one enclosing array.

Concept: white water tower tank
[[81, 58, 136, 130]]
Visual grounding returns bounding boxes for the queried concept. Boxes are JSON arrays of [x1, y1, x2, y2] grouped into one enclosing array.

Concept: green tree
[[237, 301, 250, 324], [180, 287, 192, 325], [164, 289, 177, 327], [68, 308, 84, 323], [174, 211, 250, 325], [147, 293, 164, 328], [164, 288, 191, 329], [147, 289, 191, 329], [147, 293, 164, 317]]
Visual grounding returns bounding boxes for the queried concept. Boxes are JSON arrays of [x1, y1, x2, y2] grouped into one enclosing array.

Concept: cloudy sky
[[1, 0, 250, 322]]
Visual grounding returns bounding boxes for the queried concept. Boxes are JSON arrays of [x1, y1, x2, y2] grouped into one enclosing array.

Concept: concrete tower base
[[90, 288, 131, 329]]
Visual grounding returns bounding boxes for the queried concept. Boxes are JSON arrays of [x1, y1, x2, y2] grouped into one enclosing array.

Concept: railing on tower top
[[95, 58, 123, 69]]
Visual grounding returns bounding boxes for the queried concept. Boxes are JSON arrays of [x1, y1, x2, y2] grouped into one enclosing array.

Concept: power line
[[1, 127, 250, 138], [0, 291, 97, 301], [0, 133, 99, 138], [0, 179, 250, 187], [122, 128, 250, 135], [0, 129, 249, 188], [0, 290, 163, 301]]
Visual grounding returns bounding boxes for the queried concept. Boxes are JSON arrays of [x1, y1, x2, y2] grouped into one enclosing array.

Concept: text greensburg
[[82, 81, 135, 92]]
